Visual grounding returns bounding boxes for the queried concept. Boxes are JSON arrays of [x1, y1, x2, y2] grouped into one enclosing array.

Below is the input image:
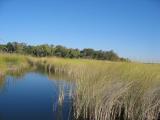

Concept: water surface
[[0, 72, 74, 120]]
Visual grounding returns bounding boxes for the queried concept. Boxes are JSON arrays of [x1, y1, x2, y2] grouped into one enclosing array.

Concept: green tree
[[80, 48, 95, 58], [0, 42, 128, 61], [67, 49, 80, 58], [55, 45, 68, 57]]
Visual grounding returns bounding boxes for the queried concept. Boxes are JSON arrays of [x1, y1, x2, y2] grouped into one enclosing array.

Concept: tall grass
[[0, 53, 30, 78], [0, 54, 160, 120], [29, 57, 160, 120]]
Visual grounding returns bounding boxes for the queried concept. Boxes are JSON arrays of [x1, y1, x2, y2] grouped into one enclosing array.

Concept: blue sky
[[0, 0, 160, 62]]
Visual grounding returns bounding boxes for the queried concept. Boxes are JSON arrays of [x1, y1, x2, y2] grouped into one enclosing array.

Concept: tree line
[[0, 42, 129, 61]]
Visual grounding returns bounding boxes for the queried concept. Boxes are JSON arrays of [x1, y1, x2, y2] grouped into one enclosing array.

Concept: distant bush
[[0, 42, 129, 62]]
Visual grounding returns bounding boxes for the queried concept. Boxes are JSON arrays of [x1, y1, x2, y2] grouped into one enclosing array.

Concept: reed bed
[[0, 54, 160, 120], [0, 53, 30, 78], [28, 57, 160, 120]]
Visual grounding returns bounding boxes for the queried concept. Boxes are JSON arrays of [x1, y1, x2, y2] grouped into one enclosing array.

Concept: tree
[[0, 42, 128, 62], [55, 45, 69, 57], [67, 49, 80, 58], [106, 50, 119, 61], [80, 48, 95, 58], [6, 42, 15, 52]]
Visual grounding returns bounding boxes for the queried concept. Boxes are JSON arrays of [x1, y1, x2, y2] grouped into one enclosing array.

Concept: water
[[0, 72, 74, 120]]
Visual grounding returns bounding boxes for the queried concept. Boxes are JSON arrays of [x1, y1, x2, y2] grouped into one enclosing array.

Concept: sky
[[0, 0, 160, 62]]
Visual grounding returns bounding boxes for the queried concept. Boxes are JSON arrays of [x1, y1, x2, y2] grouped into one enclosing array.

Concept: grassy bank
[[0, 54, 160, 120], [0, 53, 30, 79], [28, 57, 160, 120]]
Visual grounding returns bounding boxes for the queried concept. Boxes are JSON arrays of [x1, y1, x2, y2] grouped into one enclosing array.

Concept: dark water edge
[[0, 71, 75, 120]]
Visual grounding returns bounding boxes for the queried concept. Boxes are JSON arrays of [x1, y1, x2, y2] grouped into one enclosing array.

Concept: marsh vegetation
[[0, 53, 160, 120]]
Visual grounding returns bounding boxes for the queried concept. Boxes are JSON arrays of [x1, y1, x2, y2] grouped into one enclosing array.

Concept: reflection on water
[[0, 72, 74, 120]]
